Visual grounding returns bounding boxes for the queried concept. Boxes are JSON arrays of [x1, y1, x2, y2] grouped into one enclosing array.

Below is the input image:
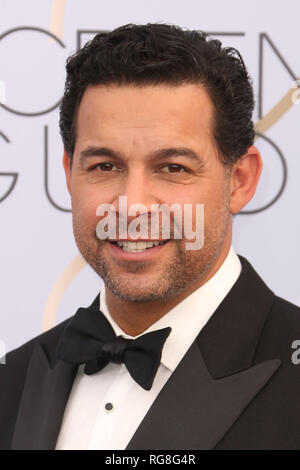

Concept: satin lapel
[[127, 256, 281, 450], [10, 256, 281, 450], [11, 342, 78, 450], [126, 341, 281, 450]]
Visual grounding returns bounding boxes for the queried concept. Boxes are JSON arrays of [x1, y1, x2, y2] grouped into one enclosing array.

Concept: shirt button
[[105, 402, 113, 411]]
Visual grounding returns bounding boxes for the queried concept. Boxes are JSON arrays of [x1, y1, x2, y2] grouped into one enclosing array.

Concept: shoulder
[[238, 254, 300, 329], [271, 294, 300, 320], [255, 293, 300, 371], [236, 254, 300, 363], [0, 315, 74, 449], [2, 292, 100, 373], [264, 294, 300, 345], [0, 316, 73, 381], [262, 293, 300, 339]]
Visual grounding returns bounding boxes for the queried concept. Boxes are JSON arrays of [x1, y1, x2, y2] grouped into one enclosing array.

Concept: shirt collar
[[99, 246, 241, 373]]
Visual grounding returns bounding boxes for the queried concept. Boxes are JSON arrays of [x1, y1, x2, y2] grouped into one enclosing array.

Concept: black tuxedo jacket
[[1, 255, 300, 450]]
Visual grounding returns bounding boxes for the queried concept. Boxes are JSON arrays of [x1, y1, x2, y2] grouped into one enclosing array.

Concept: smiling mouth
[[108, 239, 170, 252]]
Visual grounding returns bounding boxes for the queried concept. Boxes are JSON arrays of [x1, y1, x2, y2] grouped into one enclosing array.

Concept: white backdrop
[[1, 0, 299, 354]]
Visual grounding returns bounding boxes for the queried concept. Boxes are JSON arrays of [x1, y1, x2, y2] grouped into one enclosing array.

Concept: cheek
[[163, 189, 217, 238], [205, 187, 231, 231], [72, 188, 101, 230]]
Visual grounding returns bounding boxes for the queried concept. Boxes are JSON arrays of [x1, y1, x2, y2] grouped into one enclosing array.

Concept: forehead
[[75, 83, 215, 149]]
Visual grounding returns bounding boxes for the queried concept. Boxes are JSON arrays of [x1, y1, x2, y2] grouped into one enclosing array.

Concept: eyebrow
[[79, 146, 204, 166]]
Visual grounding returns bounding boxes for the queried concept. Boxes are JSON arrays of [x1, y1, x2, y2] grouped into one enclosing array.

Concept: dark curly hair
[[59, 22, 255, 165]]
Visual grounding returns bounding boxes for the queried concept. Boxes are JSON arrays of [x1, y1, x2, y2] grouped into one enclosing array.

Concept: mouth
[[108, 239, 170, 252], [107, 239, 171, 260]]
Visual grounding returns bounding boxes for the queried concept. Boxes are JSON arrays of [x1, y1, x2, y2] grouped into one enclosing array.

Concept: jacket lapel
[[126, 255, 282, 449], [11, 255, 282, 450], [11, 342, 79, 450], [126, 342, 280, 450]]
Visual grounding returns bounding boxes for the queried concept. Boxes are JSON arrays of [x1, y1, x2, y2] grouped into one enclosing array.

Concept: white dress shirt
[[55, 246, 241, 450]]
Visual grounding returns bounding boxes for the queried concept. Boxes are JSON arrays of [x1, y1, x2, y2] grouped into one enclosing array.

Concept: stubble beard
[[72, 185, 231, 304]]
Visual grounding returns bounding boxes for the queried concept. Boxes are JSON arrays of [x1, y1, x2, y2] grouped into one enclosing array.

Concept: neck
[[105, 241, 232, 336]]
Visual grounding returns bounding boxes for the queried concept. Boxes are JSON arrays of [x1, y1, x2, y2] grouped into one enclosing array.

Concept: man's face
[[64, 83, 232, 303]]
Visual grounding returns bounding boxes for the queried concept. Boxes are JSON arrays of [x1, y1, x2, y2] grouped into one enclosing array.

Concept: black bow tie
[[54, 297, 172, 391]]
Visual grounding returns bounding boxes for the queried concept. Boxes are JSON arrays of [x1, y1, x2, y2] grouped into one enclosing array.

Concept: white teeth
[[114, 240, 166, 252]]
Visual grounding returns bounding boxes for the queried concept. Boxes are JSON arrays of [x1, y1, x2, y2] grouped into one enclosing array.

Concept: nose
[[114, 169, 157, 216], [111, 169, 163, 239]]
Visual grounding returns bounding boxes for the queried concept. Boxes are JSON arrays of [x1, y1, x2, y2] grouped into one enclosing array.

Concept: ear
[[229, 145, 262, 214], [62, 149, 72, 195]]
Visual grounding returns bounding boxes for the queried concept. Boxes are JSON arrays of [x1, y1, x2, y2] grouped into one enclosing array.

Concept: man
[[0, 23, 299, 450]]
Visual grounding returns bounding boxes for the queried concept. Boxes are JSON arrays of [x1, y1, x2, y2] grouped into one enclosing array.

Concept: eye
[[160, 164, 187, 173], [90, 162, 120, 172]]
